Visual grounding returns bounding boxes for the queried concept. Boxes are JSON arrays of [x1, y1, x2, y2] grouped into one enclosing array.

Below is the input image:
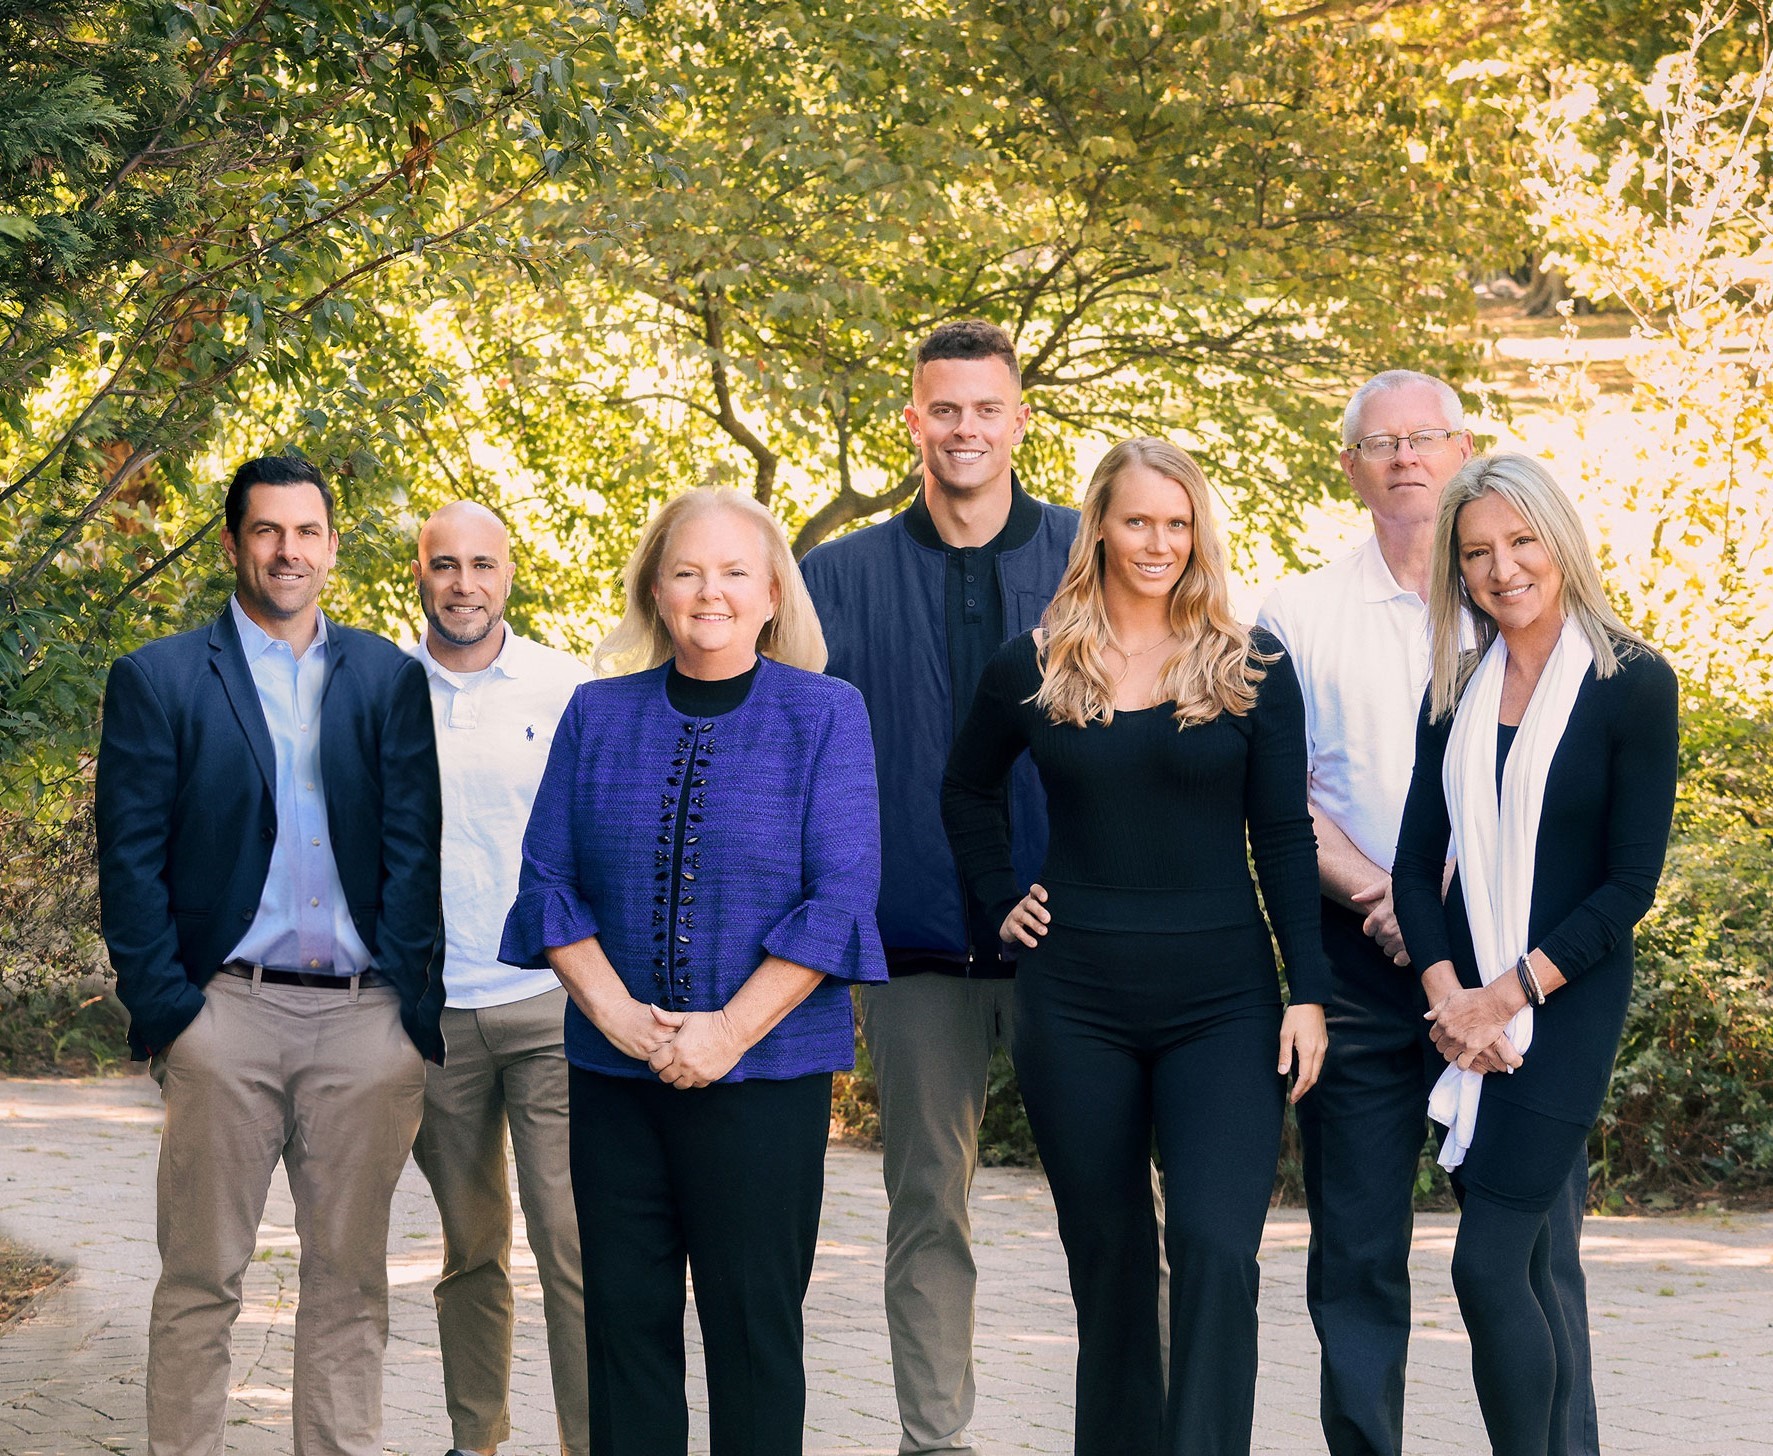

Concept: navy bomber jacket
[[801, 484, 1079, 970]]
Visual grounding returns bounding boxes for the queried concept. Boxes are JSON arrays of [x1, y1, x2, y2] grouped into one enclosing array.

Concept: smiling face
[[1097, 462, 1195, 611], [414, 503, 514, 670], [653, 506, 780, 678], [904, 355, 1030, 504], [222, 481, 337, 633], [1340, 379, 1472, 533], [1456, 490, 1565, 640]]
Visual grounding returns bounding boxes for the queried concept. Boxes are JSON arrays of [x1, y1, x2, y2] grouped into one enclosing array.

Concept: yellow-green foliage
[[1597, 701, 1773, 1195]]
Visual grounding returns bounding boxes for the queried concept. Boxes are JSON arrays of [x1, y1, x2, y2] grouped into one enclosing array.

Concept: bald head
[[418, 499, 509, 558], [413, 500, 516, 670]]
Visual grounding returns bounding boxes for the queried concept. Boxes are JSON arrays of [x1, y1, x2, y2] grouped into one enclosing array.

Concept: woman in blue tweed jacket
[[500, 487, 887, 1456]]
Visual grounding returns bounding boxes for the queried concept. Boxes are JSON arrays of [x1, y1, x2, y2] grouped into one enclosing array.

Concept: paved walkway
[[1, 1073, 1769, 1454]]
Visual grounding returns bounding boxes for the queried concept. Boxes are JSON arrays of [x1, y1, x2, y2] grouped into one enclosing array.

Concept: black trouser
[[1299, 901, 1599, 1456], [568, 1066, 831, 1456], [1452, 1095, 1596, 1456], [1014, 923, 1284, 1456]]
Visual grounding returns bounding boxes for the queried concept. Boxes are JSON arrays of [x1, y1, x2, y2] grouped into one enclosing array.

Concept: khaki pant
[[412, 987, 588, 1456], [861, 974, 1017, 1456], [147, 973, 425, 1456]]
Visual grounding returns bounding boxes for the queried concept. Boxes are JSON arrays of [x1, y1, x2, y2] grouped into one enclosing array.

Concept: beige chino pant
[[147, 972, 425, 1456], [411, 987, 588, 1456]]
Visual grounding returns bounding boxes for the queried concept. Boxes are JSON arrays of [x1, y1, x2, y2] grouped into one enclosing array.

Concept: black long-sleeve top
[[1391, 646, 1679, 1127], [939, 629, 1331, 1005]]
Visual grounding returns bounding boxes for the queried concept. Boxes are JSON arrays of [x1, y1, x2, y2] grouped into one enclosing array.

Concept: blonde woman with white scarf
[[1391, 453, 1677, 1456]]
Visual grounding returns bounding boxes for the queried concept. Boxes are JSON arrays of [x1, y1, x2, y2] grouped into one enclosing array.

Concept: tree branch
[[87, 0, 277, 213], [103, 508, 224, 609], [698, 284, 779, 505], [793, 464, 921, 557]]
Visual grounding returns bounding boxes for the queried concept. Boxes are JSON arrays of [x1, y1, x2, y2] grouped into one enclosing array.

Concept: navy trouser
[[1298, 901, 1598, 1456], [568, 1066, 831, 1456]]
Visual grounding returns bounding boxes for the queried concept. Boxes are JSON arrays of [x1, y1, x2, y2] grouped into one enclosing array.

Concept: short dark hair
[[224, 456, 334, 536], [913, 319, 1021, 387]]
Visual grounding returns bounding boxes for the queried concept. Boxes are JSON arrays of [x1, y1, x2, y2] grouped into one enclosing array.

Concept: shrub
[[1593, 700, 1773, 1199], [0, 797, 130, 1074]]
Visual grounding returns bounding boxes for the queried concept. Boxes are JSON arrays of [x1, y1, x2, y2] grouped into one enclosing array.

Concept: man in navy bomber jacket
[[801, 320, 1076, 1456]]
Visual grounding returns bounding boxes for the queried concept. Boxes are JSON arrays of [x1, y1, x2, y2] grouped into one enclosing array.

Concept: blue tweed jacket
[[499, 657, 887, 1081]]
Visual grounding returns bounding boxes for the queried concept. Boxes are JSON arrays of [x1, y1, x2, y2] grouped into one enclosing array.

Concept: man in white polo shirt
[[409, 501, 593, 1456], [1259, 371, 1596, 1456]]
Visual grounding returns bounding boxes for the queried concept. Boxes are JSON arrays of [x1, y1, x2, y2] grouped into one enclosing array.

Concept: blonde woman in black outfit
[[1391, 453, 1678, 1456], [941, 437, 1329, 1456]]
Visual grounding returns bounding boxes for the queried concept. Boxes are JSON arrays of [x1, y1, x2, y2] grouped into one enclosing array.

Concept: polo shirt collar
[[904, 473, 1042, 552], [1357, 536, 1423, 605], [229, 594, 328, 662], [415, 623, 522, 685]]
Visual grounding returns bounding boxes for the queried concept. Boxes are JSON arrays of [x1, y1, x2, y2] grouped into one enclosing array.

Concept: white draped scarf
[[1428, 617, 1593, 1170]]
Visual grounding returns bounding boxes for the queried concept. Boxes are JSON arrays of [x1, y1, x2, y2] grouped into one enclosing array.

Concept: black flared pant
[[1014, 923, 1285, 1456]]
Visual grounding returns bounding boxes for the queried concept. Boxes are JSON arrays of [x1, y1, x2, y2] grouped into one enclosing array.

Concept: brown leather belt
[[217, 961, 388, 990]]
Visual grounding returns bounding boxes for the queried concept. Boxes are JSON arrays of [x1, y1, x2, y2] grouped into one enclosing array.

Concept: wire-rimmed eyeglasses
[[1349, 429, 1461, 461]]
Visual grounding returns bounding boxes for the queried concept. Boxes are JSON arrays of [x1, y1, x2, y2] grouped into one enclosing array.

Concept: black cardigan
[[1391, 645, 1679, 1127]]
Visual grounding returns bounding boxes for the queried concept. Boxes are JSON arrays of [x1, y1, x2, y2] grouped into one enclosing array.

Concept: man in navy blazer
[[96, 455, 443, 1456]]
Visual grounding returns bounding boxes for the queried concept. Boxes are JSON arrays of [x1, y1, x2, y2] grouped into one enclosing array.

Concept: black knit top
[[666, 659, 760, 717], [940, 628, 1331, 1004]]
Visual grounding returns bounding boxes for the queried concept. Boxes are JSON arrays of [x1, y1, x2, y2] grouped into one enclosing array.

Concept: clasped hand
[[600, 997, 745, 1089], [1349, 876, 1409, 967], [1424, 983, 1524, 1075], [646, 1007, 745, 1089]]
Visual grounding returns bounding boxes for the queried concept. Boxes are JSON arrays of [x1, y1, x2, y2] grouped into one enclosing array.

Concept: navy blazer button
[[240, 910, 253, 921]]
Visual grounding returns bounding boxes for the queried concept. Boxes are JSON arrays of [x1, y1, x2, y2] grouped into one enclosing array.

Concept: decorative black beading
[[657, 721, 718, 1012]]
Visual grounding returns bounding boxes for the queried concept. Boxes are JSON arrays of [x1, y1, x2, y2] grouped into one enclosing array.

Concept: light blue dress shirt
[[225, 596, 374, 975]]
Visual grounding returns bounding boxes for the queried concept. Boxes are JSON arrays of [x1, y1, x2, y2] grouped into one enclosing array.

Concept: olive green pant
[[412, 987, 588, 1456]]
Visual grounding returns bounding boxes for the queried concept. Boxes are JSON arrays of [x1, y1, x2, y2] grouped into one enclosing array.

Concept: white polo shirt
[[413, 628, 593, 1008], [1257, 536, 1432, 877]]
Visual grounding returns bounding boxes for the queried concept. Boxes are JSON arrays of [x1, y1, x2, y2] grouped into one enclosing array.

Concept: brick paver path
[[3, 1074, 1769, 1453]]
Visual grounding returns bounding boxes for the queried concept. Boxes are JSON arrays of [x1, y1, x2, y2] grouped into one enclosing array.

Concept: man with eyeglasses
[[1259, 372, 1598, 1456]]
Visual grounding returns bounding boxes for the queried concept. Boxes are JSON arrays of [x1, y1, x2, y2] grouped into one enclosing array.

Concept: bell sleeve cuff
[[498, 887, 600, 970], [763, 901, 888, 984]]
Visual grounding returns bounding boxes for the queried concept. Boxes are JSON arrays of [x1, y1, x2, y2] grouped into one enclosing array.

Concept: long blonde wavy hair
[[593, 487, 827, 676], [1427, 453, 1648, 721], [1036, 437, 1264, 729]]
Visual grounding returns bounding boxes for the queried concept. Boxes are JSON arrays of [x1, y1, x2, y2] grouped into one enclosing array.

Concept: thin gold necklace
[[1110, 630, 1177, 659]]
